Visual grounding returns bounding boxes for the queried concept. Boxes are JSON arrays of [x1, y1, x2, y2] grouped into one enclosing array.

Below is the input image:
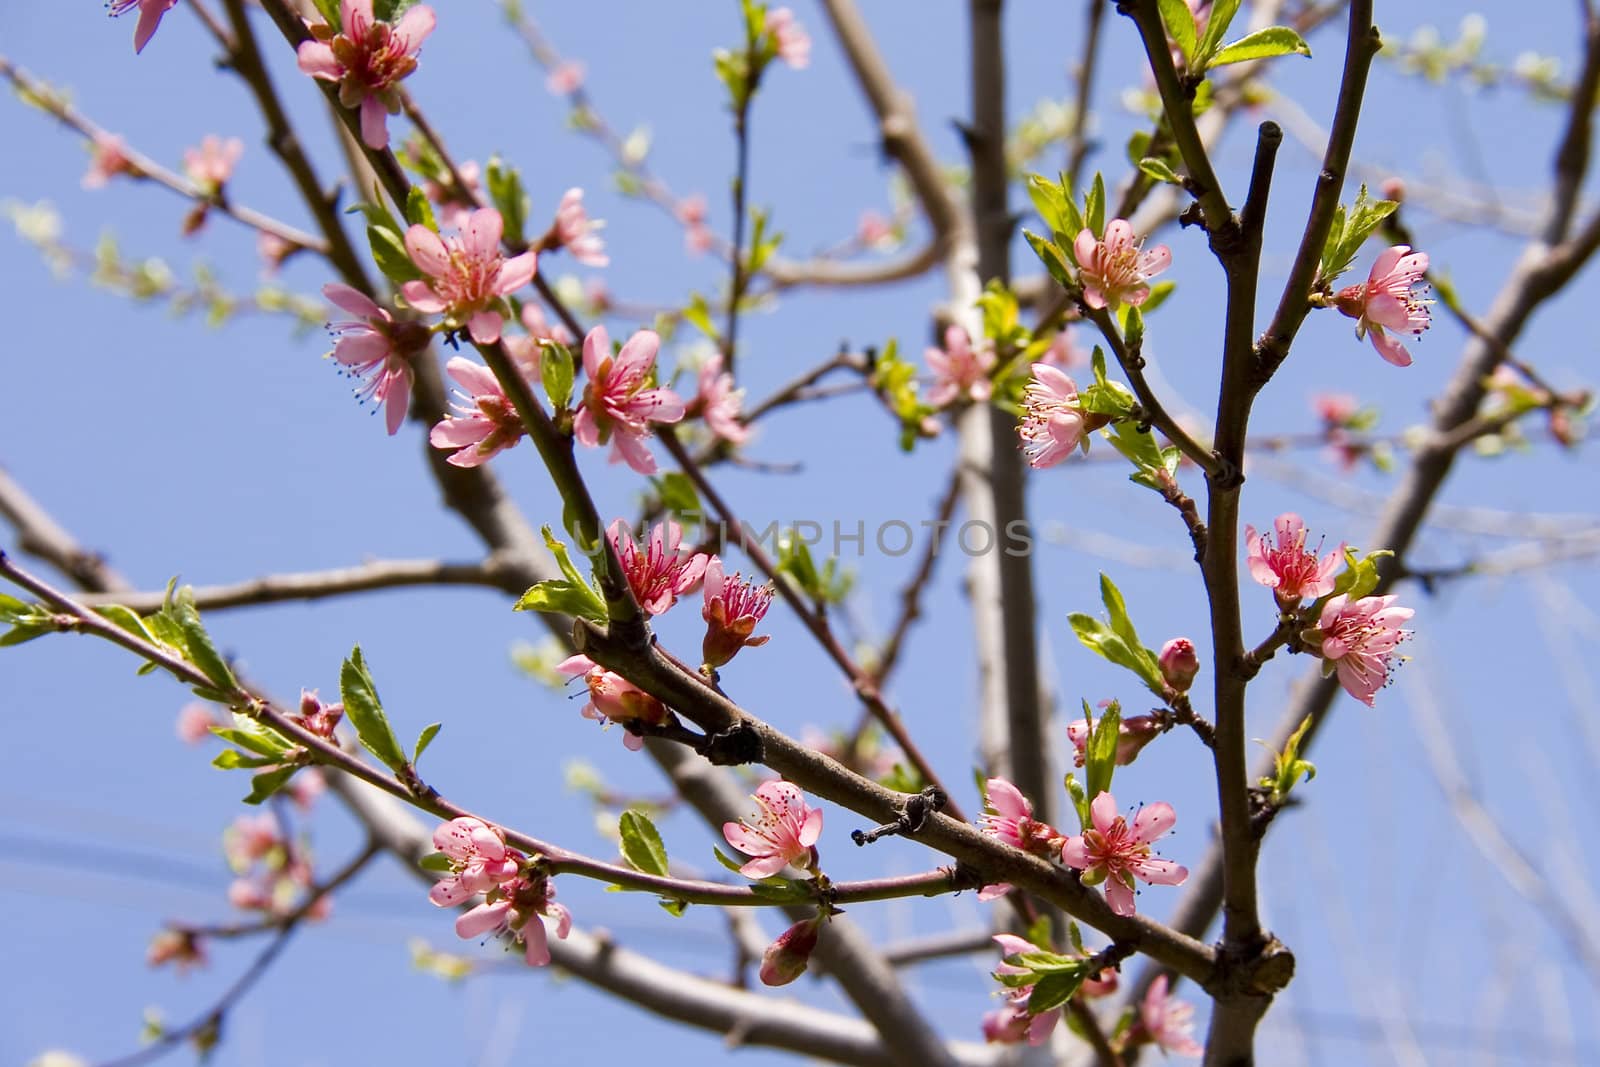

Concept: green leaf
[[418, 851, 453, 873], [1157, 0, 1198, 63], [1084, 699, 1123, 803], [211, 749, 280, 770], [242, 765, 299, 805], [652, 472, 702, 520], [618, 809, 670, 877], [1023, 229, 1075, 289], [368, 225, 424, 285], [1099, 574, 1145, 658], [712, 846, 748, 875], [682, 293, 718, 339], [658, 898, 690, 917], [212, 719, 292, 757], [541, 341, 575, 409], [1027, 968, 1086, 1014], [514, 580, 608, 621], [310, 0, 341, 29], [1026, 173, 1070, 233], [1195, 0, 1242, 65], [349, 193, 402, 238], [1320, 184, 1399, 283], [374, 0, 419, 23], [0, 617, 53, 646], [339, 646, 408, 771], [94, 604, 159, 647], [1065, 772, 1089, 830], [1138, 157, 1182, 185], [485, 156, 529, 246], [1328, 547, 1393, 601], [0, 593, 31, 620], [1140, 280, 1177, 315], [1258, 714, 1318, 802], [1084, 172, 1106, 239], [171, 587, 237, 691], [413, 722, 442, 764], [404, 185, 438, 231], [1209, 26, 1312, 68]]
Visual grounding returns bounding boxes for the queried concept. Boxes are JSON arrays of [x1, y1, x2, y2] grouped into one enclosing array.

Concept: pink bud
[[759, 917, 822, 986], [1159, 638, 1200, 692]]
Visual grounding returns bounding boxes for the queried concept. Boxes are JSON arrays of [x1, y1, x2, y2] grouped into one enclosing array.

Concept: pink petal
[[611, 431, 658, 475], [1104, 877, 1136, 916], [464, 209, 504, 257], [431, 418, 489, 449], [1131, 802, 1176, 844], [572, 406, 600, 447], [323, 282, 382, 319], [1072, 228, 1097, 267], [1103, 218, 1134, 250], [986, 778, 1031, 820], [296, 42, 343, 79], [467, 310, 505, 344], [1133, 858, 1188, 886], [428, 877, 473, 907], [404, 225, 451, 277], [1089, 791, 1120, 835], [615, 329, 661, 375], [582, 325, 610, 380], [383, 367, 411, 435], [394, 4, 437, 49], [495, 252, 538, 295], [797, 807, 823, 848], [399, 280, 445, 312], [1369, 327, 1413, 367], [331, 332, 389, 368], [359, 95, 389, 150], [522, 915, 551, 965], [1369, 245, 1406, 281], [455, 900, 510, 939], [738, 854, 791, 879], [1060, 836, 1089, 869], [446, 356, 502, 397], [993, 934, 1035, 957], [555, 654, 595, 676]]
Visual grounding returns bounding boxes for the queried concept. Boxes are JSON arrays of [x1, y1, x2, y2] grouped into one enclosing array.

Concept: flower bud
[[1380, 176, 1406, 203], [759, 917, 823, 986], [1158, 638, 1200, 693]]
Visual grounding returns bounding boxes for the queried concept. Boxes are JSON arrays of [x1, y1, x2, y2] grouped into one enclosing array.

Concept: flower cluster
[[694, 353, 749, 445], [1303, 593, 1413, 706], [763, 8, 811, 69], [548, 188, 608, 267], [983, 934, 1121, 1046], [223, 813, 330, 920], [428, 817, 571, 967], [297, 0, 437, 149]]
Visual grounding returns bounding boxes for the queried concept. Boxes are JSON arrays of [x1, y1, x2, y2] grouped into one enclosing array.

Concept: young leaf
[[242, 765, 299, 805], [541, 341, 575, 409], [368, 225, 425, 284], [1084, 699, 1123, 803], [1194, 0, 1242, 66], [1084, 172, 1106, 239], [211, 749, 279, 770], [1137, 158, 1182, 185], [484, 156, 529, 246], [339, 646, 408, 771], [1209, 26, 1312, 68], [618, 809, 670, 877], [1024, 229, 1075, 289], [310, 0, 341, 30], [1156, 0, 1198, 64], [1026, 173, 1070, 233], [93, 604, 159, 647], [413, 722, 442, 764], [404, 185, 438, 231], [513, 580, 609, 622], [171, 587, 237, 691], [1027, 967, 1087, 1014], [418, 851, 453, 873]]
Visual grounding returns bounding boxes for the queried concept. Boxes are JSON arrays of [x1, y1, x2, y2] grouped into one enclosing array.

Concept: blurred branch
[[0, 55, 329, 255], [77, 557, 527, 613]]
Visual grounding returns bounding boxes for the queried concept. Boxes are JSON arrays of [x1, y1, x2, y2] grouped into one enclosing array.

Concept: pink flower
[[979, 778, 1063, 865], [257, 231, 296, 275], [546, 60, 587, 96], [287, 768, 326, 812], [1018, 363, 1089, 469], [454, 872, 572, 967], [1139, 975, 1204, 1057], [1060, 792, 1188, 917], [1303, 593, 1413, 706], [760, 916, 823, 986], [175, 703, 217, 744], [984, 934, 1061, 1046], [183, 136, 243, 194], [1159, 637, 1200, 692], [1041, 326, 1088, 370], [610, 519, 709, 615], [109, 0, 177, 54], [1334, 245, 1431, 367], [429, 357, 527, 467], [857, 210, 896, 250], [1066, 714, 1162, 768], [685, 223, 715, 256], [555, 654, 670, 750], [695, 353, 749, 445], [224, 813, 282, 873], [702, 557, 772, 668], [82, 133, 135, 189], [550, 188, 608, 267], [322, 282, 423, 436], [147, 929, 207, 973], [677, 195, 715, 256], [1244, 513, 1343, 609], [925, 325, 995, 407], [574, 326, 686, 474], [1072, 219, 1171, 310], [228, 877, 274, 912], [764, 7, 811, 69], [722, 780, 823, 879], [296, 0, 437, 150], [1313, 392, 1359, 425], [427, 817, 523, 907], [401, 208, 538, 344]]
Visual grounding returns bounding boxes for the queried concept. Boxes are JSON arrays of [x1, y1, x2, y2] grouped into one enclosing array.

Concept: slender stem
[[723, 43, 760, 379], [0, 56, 328, 254], [1064, 0, 1109, 193]]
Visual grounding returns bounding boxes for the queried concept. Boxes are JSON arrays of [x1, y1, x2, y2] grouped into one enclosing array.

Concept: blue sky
[[2, 2, 1598, 1064]]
